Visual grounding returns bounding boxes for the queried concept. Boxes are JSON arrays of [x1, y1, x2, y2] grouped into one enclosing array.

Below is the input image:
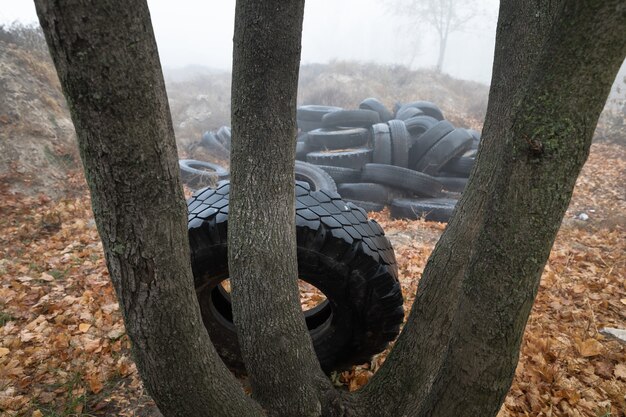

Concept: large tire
[[295, 160, 337, 192], [388, 119, 410, 168], [362, 163, 443, 197], [435, 176, 468, 193], [307, 148, 373, 170], [359, 98, 394, 122], [371, 123, 392, 165], [179, 159, 229, 188], [200, 131, 230, 160], [306, 128, 370, 150], [390, 198, 457, 222], [404, 115, 439, 137], [187, 181, 404, 373], [395, 106, 424, 121], [216, 126, 231, 151], [321, 109, 381, 128], [414, 128, 474, 175]]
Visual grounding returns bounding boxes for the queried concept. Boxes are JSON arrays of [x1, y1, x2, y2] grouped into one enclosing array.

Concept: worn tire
[[338, 182, 404, 205], [297, 105, 342, 121], [295, 161, 337, 192], [359, 98, 394, 122], [200, 131, 230, 160], [188, 181, 403, 373], [362, 163, 443, 197], [179, 159, 229, 188], [415, 128, 474, 175], [441, 156, 475, 177], [390, 198, 457, 222], [321, 109, 381, 128], [307, 148, 373, 170], [409, 120, 454, 170], [216, 126, 232, 151], [396, 101, 444, 121], [317, 165, 362, 184], [306, 128, 370, 150], [404, 115, 439, 138], [435, 176, 468, 193], [388, 120, 410, 168], [371, 123, 392, 165], [396, 107, 424, 121]]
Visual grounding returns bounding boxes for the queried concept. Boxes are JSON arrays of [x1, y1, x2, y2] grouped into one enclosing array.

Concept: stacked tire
[[296, 98, 480, 222]]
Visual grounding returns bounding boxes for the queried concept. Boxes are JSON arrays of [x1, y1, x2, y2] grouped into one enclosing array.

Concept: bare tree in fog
[[391, 0, 483, 72]]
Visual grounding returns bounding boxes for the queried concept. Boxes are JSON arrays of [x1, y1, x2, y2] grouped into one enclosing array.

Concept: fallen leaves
[[0, 143, 624, 416]]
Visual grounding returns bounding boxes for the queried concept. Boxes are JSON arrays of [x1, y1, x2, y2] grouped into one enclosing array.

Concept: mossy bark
[[35, 0, 626, 416], [34, 1, 262, 416]]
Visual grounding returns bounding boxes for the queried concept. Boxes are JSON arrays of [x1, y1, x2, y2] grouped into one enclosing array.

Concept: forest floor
[[0, 142, 624, 417]]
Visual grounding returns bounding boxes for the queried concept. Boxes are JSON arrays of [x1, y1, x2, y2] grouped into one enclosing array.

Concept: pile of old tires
[[296, 98, 479, 222]]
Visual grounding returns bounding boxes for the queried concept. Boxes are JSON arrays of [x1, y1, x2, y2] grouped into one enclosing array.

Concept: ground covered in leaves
[[0, 143, 624, 417]]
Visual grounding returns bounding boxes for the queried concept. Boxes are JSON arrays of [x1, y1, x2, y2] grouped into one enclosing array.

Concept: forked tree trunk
[[34, 1, 262, 416], [35, 0, 625, 416]]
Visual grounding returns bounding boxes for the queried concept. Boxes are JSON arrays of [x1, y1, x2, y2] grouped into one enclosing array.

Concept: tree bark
[[34, 2, 262, 417], [352, 1, 626, 416], [229, 1, 334, 416]]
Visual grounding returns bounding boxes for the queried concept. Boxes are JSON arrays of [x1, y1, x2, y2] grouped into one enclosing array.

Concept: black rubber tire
[[317, 165, 362, 184], [390, 198, 457, 222], [395, 107, 424, 121], [344, 199, 386, 213], [321, 109, 381, 128], [441, 156, 475, 177], [362, 163, 443, 197], [359, 98, 393, 122], [297, 105, 343, 122], [338, 182, 405, 204], [188, 181, 403, 373], [307, 148, 373, 170], [388, 120, 410, 168], [467, 129, 481, 148], [306, 128, 370, 150], [404, 115, 439, 137], [435, 176, 468, 193], [216, 126, 231, 151], [396, 101, 444, 121], [415, 128, 474, 175], [409, 120, 455, 170], [371, 123, 392, 165], [295, 161, 337, 192], [298, 119, 325, 133], [179, 160, 229, 188], [296, 141, 315, 161], [200, 131, 230, 160]]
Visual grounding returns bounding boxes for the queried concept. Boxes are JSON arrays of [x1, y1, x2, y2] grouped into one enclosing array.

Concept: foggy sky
[[0, 0, 499, 83]]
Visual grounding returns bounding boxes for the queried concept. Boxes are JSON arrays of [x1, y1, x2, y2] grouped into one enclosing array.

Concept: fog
[[0, 0, 499, 83]]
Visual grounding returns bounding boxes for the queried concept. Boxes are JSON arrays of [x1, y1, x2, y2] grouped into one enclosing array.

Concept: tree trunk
[[229, 1, 334, 416], [35, 0, 626, 416], [351, 1, 626, 415], [34, 1, 262, 417]]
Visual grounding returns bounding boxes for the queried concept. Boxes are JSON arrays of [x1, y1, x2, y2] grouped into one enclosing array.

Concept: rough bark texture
[[353, 1, 626, 416], [34, 2, 262, 417], [35, 0, 626, 416], [229, 1, 334, 416]]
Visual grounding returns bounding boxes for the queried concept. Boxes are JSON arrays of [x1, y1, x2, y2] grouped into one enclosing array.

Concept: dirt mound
[[0, 32, 79, 198]]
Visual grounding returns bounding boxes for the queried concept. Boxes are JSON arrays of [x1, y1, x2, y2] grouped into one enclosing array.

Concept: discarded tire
[[295, 160, 337, 192], [306, 128, 370, 150], [306, 148, 373, 170], [322, 109, 381, 128], [317, 165, 362, 184], [359, 98, 394, 123], [179, 160, 229, 188], [390, 198, 457, 222], [362, 163, 443, 197], [188, 181, 404, 373]]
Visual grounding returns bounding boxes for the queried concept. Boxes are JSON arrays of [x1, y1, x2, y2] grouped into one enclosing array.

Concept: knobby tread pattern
[[187, 181, 403, 373]]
